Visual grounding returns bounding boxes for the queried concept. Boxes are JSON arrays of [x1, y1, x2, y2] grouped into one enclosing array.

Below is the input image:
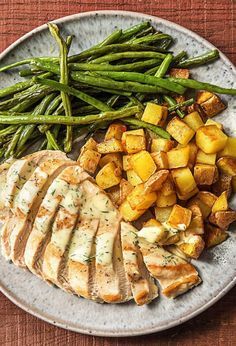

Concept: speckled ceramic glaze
[[0, 11, 235, 337]]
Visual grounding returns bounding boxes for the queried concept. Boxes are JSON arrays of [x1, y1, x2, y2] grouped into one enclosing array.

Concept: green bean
[[69, 59, 162, 72], [168, 77, 236, 95], [95, 71, 185, 94], [0, 125, 18, 137], [0, 80, 33, 98], [90, 51, 166, 64], [155, 54, 173, 77], [0, 106, 140, 125], [97, 29, 122, 47], [118, 22, 151, 42], [45, 95, 62, 115], [172, 51, 188, 64], [177, 49, 219, 68], [164, 95, 185, 118], [168, 98, 194, 112], [157, 38, 173, 50], [0, 57, 57, 73], [46, 130, 61, 150], [48, 23, 73, 152], [34, 78, 112, 112], [4, 126, 23, 157], [129, 33, 172, 46], [123, 118, 170, 139]]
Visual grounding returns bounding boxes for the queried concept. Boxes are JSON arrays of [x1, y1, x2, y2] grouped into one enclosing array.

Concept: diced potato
[[205, 119, 223, 130], [105, 123, 127, 141], [183, 111, 204, 131], [232, 176, 236, 193], [166, 117, 195, 146], [160, 177, 175, 196], [141, 102, 168, 126], [97, 138, 124, 154], [80, 137, 97, 153], [107, 185, 121, 206], [126, 169, 143, 186], [212, 174, 232, 198], [186, 204, 204, 235], [144, 170, 169, 193], [196, 125, 228, 154], [205, 223, 228, 248], [167, 146, 190, 169], [123, 155, 133, 171], [218, 137, 236, 158], [123, 134, 146, 154], [119, 179, 134, 204], [119, 200, 146, 222], [212, 191, 228, 214], [122, 129, 145, 139], [130, 150, 156, 182], [196, 91, 226, 117], [99, 153, 123, 169], [95, 162, 121, 189], [151, 151, 169, 169], [156, 192, 177, 207], [187, 142, 198, 169], [78, 149, 101, 174], [194, 164, 217, 185], [217, 157, 236, 176], [151, 138, 175, 153], [167, 204, 192, 230], [187, 103, 205, 119], [187, 197, 212, 219], [138, 219, 167, 244], [209, 210, 236, 230], [155, 206, 173, 223], [197, 191, 217, 209], [196, 150, 216, 165], [177, 187, 199, 201], [171, 167, 197, 195], [177, 234, 205, 259], [163, 234, 180, 245], [127, 184, 157, 210], [169, 68, 190, 79]]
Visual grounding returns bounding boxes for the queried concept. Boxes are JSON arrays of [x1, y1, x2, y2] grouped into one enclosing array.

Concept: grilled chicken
[[0, 151, 201, 305]]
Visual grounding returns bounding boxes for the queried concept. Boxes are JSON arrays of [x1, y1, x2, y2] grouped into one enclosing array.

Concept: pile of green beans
[[0, 21, 235, 160]]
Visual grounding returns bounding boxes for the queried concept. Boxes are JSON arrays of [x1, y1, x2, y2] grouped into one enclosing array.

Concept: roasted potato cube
[[186, 204, 204, 235], [156, 192, 177, 207], [194, 164, 217, 185], [196, 91, 226, 117], [167, 204, 192, 230], [212, 191, 228, 213], [119, 200, 146, 222], [177, 187, 199, 201], [97, 138, 124, 154], [217, 157, 236, 176], [187, 142, 198, 169], [167, 146, 190, 169], [95, 162, 121, 189], [105, 123, 127, 141], [119, 179, 134, 204], [197, 191, 217, 209], [99, 153, 123, 169], [183, 111, 204, 131], [127, 184, 157, 210], [169, 68, 190, 79], [141, 102, 168, 126], [218, 137, 236, 158], [171, 167, 197, 195], [166, 117, 195, 146], [123, 155, 132, 171], [78, 149, 101, 174], [177, 234, 205, 259], [80, 137, 97, 153], [107, 185, 121, 206], [196, 125, 227, 154], [151, 151, 169, 169], [130, 150, 156, 182], [126, 169, 143, 186], [144, 170, 169, 193], [187, 197, 212, 220], [196, 150, 216, 165], [209, 210, 236, 230], [212, 174, 232, 198], [138, 219, 167, 244], [151, 138, 175, 153], [232, 176, 236, 193], [205, 118, 223, 130], [205, 223, 228, 248], [122, 134, 146, 154], [160, 177, 175, 196], [155, 206, 173, 223]]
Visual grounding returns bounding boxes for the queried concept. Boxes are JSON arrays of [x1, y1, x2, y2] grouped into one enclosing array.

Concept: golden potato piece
[[186, 204, 204, 235], [151, 151, 169, 169], [130, 150, 156, 182], [99, 153, 123, 169], [217, 157, 236, 176], [177, 234, 205, 259], [212, 174, 232, 198], [107, 185, 121, 206], [205, 118, 223, 130], [160, 177, 175, 196], [119, 200, 146, 222], [151, 138, 175, 152], [208, 210, 236, 230], [97, 138, 124, 154], [177, 187, 199, 201], [187, 142, 198, 169], [169, 68, 190, 79], [187, 197, 212, 220], [141, 102, 168, 126], [197, 191, 217, 209], [196, 125, 227, 154], [144, 169, 169, 193], [123, 155, 132, 171], [205, 223, 228, 248], [167, 146, 190, 169], [196, 150, 216, 165], [155, 206, 173, 223], [212, 191, 228, 214], [171, 167, 197, 195], [122, 129, 146, 154], [218, 137, 236, 158], [167, 204, 192, 230], [105, 123, 127, 141], [78, 149, 101, 174], [156, 192, 177, 207], [127, 184, 157, 211], [166, 117, 195, 146], [183, 111, 204, 131], [126, 169, 143, 186], [197, 92, 226, 118], [194, 164, 218, 185], [119, 179, 134, 205], [95, 162, 121, 189]]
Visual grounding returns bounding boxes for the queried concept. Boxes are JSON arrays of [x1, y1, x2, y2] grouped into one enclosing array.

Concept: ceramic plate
[[0, 10, 235, 337]]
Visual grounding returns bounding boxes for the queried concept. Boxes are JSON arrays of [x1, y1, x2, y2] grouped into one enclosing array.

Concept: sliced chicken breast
[[120, 222, 158, 305], [138, 238, 201, 298], [0, 158, 15, 222]]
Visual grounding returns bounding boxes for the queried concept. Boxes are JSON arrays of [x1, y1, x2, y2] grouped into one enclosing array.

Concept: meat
[[0, 150, 202, 305]]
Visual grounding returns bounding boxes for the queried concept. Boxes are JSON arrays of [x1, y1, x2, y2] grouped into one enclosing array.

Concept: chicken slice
[[24, 164, 88, 276], [9, 158, 73, 267], [67, 217, 100, 299], [0, 158, 15, 222], [120, 222, 158, 305], [138, 239, 201, 298]]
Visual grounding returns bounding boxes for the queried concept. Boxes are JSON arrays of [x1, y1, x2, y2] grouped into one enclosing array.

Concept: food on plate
[[0, 21, 235, 306]]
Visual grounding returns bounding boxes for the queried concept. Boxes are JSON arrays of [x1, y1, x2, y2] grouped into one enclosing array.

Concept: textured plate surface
[[0, 10, 235, 337]]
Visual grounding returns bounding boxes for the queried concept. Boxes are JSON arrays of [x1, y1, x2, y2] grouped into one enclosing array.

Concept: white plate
[[0, 10, 235, 337]]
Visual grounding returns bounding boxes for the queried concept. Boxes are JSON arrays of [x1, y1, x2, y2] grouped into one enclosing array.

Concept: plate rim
[[0, 10, 235, 337]]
